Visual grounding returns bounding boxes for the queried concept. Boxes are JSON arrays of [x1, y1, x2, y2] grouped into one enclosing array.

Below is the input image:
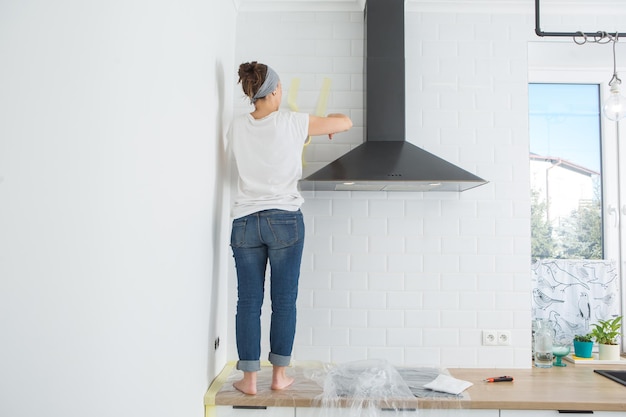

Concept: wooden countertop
[[206, 361, 626, 411], [449, 366, 626, 411]]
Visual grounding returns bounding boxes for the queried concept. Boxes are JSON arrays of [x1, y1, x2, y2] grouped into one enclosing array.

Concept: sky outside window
[[529, 83, 601, 172], [529, 83, 603, 261]]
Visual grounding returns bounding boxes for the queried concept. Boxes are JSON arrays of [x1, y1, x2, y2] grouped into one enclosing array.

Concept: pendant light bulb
[[603, 80, 626, 121]]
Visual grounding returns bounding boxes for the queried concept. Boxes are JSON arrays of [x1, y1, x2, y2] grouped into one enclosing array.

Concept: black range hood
[[299, 0, 487, 192]]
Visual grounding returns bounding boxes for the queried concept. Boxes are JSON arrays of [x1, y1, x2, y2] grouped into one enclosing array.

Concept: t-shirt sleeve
[[291, 112, 309, 144]]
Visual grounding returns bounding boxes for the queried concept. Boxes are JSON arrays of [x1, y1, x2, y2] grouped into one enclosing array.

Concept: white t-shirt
[[228, 110, 309, 219]]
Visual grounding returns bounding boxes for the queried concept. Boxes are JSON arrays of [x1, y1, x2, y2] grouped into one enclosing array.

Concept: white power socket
[[482, 330, 497, 346], [483, 330, 512, 346], [497, 330, 511, 345]]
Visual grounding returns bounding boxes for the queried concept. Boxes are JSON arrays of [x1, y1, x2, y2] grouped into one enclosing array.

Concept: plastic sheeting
[[212, 360, 469, 416], [304, 359, 466, 417], [305, 359, 415, 417]]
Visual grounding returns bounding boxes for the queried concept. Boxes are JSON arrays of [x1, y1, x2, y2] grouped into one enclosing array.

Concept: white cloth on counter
[[423, 374, 473, 395]]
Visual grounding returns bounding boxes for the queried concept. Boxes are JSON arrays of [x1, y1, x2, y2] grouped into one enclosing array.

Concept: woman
[[228, 61, 352, 395]]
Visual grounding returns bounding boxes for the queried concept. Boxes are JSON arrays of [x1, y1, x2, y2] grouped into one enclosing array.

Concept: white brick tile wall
[[441, 273, 477, 291], [349, 253, 387, 273], [404, 274, 441, 291], [387, 291, 422, 309], [314, 327, 350, 346], [477, 274, 514, 292], [368, 310, 405, 328], [388, 253, 424, 273], [331, 308, 368, 327], [369, 200, 405, 217], [299, 307, 331, 327], [388, 217, 422, 236], [369, 272, 404, 291], [367, 347, 406, 364], [422, 291, 460, 311], [405, 236, 439, 254], [460, 292, 495, 310], [369, 237, 405, 254], [441, 311, 477, 328], [422, 329, 459, 347], [313, 216, 350, 236], [387, 328, 422, 346], [405, 310, 440, 328], [351, 217, 387, 236], [350, 328, 386, 346], [333, 235, 368, 254], [233, 8, 534, 369], [314, 289, 350, 308], [441, 348, 478, 367], [331, 346, 367, 363], [313, 252, 350, 272], [477, 310, 513, 329], [404, 348, 440, 366], [331, 271, 368, 290], [350, 290, 387, 309]]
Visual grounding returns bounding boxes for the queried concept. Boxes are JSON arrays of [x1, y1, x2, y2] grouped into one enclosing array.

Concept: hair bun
[[238, 61, 260, 78], [237, 61, 268, 101]]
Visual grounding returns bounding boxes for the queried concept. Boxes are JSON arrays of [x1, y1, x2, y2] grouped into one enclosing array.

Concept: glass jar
[[534, 318, 554, 368]]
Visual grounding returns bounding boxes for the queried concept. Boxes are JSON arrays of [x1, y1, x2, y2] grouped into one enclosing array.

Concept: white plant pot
[[598, 343, 621, 361]]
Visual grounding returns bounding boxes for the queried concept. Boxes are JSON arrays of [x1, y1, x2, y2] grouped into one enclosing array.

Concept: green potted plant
[[573, 333, 594, 358], [590, 316, 622, 361]]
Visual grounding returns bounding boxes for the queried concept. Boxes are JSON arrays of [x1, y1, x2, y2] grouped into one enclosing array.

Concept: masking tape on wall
[[204, 361, 236, 417], [316, 77, 332, 117], [288, 78, 301, 112], [288, 77, 332, 166]]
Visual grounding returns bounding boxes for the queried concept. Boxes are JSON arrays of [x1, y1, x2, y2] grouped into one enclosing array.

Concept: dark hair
[[238, 61, 268, 101]]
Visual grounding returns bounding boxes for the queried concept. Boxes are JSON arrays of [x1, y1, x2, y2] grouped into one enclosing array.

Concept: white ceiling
[[233, 0, 623, 13]]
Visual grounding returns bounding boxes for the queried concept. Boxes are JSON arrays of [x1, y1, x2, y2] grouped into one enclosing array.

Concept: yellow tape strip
[[291, 77, 331, 166], [204, 361, 236, 408], [316, 77, 332, 117], [288, 78, 301, 112], [305, 77, 332, 148], [204, 360, 277, 417]]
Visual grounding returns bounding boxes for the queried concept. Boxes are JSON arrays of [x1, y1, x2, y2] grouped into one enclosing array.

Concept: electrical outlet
[[483, 330, 497, 346], [498, 330, 511, 345]]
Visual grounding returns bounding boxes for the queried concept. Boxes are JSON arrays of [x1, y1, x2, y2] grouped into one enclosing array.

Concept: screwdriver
[[484, 376, 514, 382]]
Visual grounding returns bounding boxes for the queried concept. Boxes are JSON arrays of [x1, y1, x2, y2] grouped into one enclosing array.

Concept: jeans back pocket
[[230, 218, 247, 248]]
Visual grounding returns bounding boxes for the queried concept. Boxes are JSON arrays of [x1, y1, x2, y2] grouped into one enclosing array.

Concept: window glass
[[529, 83, 603, 259]]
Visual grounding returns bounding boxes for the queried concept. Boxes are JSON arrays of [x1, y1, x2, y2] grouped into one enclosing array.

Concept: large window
[[528, 42, 624, 349], [529, 83, 603, 260]]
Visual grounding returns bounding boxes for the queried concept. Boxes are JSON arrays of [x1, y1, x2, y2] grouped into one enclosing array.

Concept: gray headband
[[251, 66, 279, 103]]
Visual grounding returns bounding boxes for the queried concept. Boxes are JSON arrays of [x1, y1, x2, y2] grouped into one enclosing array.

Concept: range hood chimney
[[299, 0, 487, 192]]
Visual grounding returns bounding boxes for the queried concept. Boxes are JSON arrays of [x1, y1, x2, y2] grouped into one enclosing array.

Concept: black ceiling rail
[[535, 0, 626, 38]]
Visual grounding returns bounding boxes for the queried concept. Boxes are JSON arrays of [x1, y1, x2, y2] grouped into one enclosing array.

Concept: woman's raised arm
[[308, 113, 353, 139]]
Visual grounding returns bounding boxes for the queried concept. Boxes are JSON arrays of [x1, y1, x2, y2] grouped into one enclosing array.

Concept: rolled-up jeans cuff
[[268, 352, 291, 367], [237, 360, 261, 372]]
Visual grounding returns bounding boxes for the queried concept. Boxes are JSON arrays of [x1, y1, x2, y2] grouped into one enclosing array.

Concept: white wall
[[231, 7, 534, 369], [0, 1, 235, 416]]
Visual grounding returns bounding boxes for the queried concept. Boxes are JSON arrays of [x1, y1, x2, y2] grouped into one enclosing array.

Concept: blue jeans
[[230, 209, 305, 372]]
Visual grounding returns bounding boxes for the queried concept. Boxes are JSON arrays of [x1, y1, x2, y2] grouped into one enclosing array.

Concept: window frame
[[529, 48, 624, 351]]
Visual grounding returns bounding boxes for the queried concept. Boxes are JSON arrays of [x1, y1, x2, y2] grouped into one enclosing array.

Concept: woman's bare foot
[[233, 371, 257, 395], [271, 366, 294, 390]]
